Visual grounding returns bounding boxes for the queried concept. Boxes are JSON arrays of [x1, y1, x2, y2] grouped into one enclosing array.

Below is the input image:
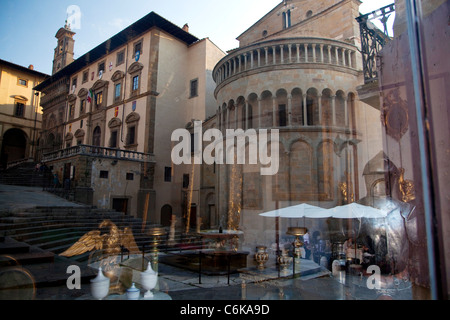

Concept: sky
[[0, 0, 395, 75]]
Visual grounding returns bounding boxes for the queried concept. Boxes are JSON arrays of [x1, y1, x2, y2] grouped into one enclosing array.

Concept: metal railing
[[356, 3, 395, 83]]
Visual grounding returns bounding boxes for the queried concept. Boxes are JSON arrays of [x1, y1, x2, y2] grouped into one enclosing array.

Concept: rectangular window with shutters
[[127, 126, 136, 145], [109, 130, 118, 148], [116, 50, 125, 66], [82, 70, 89, 83], [15, 102, 25, 117]]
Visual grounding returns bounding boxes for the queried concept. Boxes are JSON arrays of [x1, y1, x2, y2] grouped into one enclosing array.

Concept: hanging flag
[[135, 51, 140, 62], [114, 106, 119, 117], [87, 89, 93, 103]]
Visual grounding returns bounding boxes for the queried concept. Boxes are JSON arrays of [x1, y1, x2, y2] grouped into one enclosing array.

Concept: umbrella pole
[[276, 201, 280, 277]]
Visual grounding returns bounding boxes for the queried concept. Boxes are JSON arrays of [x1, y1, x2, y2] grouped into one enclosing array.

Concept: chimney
[[28, 65, 34, 70], [182, 24, 189, 33]]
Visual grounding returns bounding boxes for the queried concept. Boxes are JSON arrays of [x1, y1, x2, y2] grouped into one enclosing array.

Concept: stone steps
[[0, 237, 54, 267], [1, 204, 206, 263]]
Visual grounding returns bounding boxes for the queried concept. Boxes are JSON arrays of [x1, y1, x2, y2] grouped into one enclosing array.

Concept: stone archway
[[1, 128, 28, 168]]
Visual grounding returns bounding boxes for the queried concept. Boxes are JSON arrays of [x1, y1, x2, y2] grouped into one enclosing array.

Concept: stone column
[[218, 108, 221, 132], [226, 105, 230, 130], [320, 44, 324, 63], [304, 44, 308, 63], [235, 105, 238, 130], [280, 45, 284, 64], [296, 44, 300, 63], [312, 44, 316, 62], [258, 98, 262, 128], [257, 49, 261, 67], [288, 44, 292, 63], [272, 46, 276, 64], [287, 94, 292, 126], [331, 95, 336, 126], [318, 94, 322, 125], [344, 97, 348, 127], [272, 97, 277, 127], [264, 47, 269, 65], [245, 100, 249, 130], [244, 53, 248, 70], [303, 94, 308, 126], [327, 45, 332, 64], [250, 50, 254, 69], [335, 47, 339, 65]]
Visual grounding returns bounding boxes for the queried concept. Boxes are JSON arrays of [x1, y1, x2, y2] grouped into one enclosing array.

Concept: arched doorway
[[1, 128, 28, 168], [92, 126, 101, 146], [161, 204, 173, 227]]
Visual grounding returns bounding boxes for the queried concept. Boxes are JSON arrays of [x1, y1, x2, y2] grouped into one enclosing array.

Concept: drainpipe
[[121, 44, 129, 143]]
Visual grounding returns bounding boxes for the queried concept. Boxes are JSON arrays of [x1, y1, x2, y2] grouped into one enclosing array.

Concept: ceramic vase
[[140, 263, 158, 299], [126, 283, 140, 300], [90, 267, 110, 300], [254, 246, 269, 270]]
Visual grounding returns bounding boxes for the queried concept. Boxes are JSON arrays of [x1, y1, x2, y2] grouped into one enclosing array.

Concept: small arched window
[[282, 10, 292, 29]]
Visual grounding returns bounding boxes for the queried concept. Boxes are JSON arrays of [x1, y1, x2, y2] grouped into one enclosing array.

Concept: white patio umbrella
[[329, 202, 388, 219], [259, 203, 331, 219], [259, 203, 330, 275]]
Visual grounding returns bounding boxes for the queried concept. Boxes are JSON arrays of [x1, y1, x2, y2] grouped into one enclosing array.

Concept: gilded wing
[[60, 230, 103, 257], [120, 227, 140, 254]]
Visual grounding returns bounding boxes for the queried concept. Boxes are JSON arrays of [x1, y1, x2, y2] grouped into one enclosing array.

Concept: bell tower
[[52, 20, 75, 75]]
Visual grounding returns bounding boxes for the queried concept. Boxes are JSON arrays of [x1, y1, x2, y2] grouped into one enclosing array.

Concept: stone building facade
[[0, 59, 48, 169], [208, 0, 384, 249], [35, 12, 225, 225]]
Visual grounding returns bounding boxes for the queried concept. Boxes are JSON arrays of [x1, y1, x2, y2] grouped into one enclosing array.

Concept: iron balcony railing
[[356, 3, 395, 83]]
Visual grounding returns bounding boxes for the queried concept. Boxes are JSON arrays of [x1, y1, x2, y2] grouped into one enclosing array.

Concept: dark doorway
[[112, 198, 128, 215], [189, 205, 197, 228], [0, 128, 27, 169], [92, 126, 101, 146], [161, 204, 173, 227]]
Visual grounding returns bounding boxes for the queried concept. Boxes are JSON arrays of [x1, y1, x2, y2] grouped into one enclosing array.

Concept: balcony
[[213, 37, 360, 95], [355, 3, 395, 84], [42, 144, 155, 163], [355, 3, 395, 109]]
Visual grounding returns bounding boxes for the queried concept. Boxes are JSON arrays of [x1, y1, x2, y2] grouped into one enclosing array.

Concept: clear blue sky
[[0, 0, 394, 75]]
